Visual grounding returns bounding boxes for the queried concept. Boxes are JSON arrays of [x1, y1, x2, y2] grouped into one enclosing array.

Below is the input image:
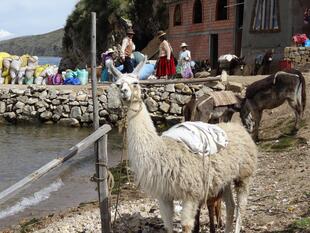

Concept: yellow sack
[[35, 65, 49, 78], [2, 68, 9, 77], [20, 54, 31, 67], [4, 75, 11, 84], [0, 52, 10, 58], [0, 52, 11, 69]]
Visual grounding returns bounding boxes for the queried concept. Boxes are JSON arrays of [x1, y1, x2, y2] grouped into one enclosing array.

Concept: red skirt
[[156, 56, 176, 77]]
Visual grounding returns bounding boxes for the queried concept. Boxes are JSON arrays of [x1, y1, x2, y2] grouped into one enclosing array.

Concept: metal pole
[[91, 12, 111, 233]]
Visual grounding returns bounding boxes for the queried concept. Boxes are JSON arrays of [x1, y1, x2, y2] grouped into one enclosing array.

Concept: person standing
[[155, 30, 176, 79], [120, 28, 135, 73], [101, 48, 115, 82], [178, 42, 193, 79]]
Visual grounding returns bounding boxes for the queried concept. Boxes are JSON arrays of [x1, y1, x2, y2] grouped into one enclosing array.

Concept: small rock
[[58, 118, 80, 127], [159, 102, 170, 113], [165, 84, 175, 93], [40, 111, 53, 120]]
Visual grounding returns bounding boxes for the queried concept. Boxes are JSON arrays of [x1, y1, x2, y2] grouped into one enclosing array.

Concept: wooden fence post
[[91, 12, 111, 233]]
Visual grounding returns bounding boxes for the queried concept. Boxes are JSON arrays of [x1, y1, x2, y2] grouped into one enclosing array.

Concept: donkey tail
[[299, 73, 306, 114]]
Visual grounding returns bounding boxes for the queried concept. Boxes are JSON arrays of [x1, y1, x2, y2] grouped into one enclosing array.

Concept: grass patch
[[291, 217, 310, 230], [259, 135, 307, 152], [20, 218, 40, 233], [110, 161, 133, 194]]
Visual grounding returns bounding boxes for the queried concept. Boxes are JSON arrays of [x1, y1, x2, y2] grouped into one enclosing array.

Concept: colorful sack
[[48, 74, 63, 85], [76, 69, 88, 85], [64, 77, 81, 85], [292, 34, 308, 45]]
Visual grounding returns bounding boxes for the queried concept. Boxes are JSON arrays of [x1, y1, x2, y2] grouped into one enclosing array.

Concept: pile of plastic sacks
[[0, 52, 59, 85], [0, 52, 89, 85]]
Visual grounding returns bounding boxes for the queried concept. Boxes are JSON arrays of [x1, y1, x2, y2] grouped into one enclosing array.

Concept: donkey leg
[[234, 178, 250, 233], [287, 100, 301, 133], [158, 198, 174, 233], [181, 201, 199, 233], [223, 185, 235, 233], [253, 110, 262, 142]]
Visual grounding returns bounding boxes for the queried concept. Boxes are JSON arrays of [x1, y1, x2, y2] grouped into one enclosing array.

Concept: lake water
[[38, 56, 61, 66], [0, 124, 122, 230]]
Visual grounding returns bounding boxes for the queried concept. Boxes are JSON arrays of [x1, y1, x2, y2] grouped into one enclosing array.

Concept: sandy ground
[[1, 73, 310, 233]]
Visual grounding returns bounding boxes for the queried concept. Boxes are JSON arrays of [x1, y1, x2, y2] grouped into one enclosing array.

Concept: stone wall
[[0, 81, 243, 127], [284, 47, 310, 66]]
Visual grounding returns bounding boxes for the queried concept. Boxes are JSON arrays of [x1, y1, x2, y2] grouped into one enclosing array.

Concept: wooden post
[[91, 12, 111, 233], [91, 12, 99, 130]]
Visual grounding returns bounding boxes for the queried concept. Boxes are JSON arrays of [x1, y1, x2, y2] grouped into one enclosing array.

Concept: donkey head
[[110, 56, 147, 104], [239, 99, 255, 134]]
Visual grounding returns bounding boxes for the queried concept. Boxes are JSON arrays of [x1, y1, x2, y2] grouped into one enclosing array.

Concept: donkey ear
[[240, 56, 245, 61], [109, 64, 123, 80], [132, 55, 147, 78]]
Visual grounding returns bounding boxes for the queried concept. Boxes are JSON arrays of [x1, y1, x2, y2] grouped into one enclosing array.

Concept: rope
[[202, 153, 212, 207]]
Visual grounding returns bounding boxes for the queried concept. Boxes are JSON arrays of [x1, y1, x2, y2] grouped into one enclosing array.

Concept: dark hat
[[126, 28, 135, 35], [157, 30, 166, 38]]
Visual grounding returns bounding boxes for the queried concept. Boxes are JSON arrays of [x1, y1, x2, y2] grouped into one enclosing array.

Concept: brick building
[[165, 0, 244, 67]]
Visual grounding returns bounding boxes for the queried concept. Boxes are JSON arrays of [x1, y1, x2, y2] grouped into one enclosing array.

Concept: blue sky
[[0, 0, 79, 40]]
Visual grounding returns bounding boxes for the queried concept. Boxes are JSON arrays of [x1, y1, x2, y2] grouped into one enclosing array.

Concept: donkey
[[240, 69, 306, 141], [184, 91, 241, 124], [217, 54, 245, 76], [254, 49, 274, 75]]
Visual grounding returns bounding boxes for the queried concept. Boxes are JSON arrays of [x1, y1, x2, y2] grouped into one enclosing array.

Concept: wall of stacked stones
[[284, 47, 310, 66], [0, 81, 242, 127]]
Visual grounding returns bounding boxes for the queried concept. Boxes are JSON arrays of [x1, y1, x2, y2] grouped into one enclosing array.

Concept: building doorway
[[235, 0, 244, 56], [210, 34, 218, 68]]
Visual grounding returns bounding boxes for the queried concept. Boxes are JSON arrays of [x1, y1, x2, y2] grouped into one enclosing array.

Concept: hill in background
[[0, 29, 64, 56]]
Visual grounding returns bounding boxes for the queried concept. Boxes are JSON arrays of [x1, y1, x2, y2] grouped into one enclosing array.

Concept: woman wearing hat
[[155, 30, 176, 79], [101, 48, 115, 82], [120, 28, 136, 73], [178, 42, 193, 79]]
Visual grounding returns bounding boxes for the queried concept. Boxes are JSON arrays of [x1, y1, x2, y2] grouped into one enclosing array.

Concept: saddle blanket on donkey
[[162, 121, 228, 156]]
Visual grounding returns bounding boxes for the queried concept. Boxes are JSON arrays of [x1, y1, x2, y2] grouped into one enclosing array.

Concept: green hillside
[[0, 29, 64, 56]]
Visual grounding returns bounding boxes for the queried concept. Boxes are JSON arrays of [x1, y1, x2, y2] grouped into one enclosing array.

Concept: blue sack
[[139, 64, 155, 80], [64, 77, 81, 85], [305, 39, 310, 47]]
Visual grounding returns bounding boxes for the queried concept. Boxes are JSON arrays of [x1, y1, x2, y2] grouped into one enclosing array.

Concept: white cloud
[[0, 29, 14, 40]]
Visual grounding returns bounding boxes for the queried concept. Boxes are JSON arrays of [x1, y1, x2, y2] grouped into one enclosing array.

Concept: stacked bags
[[63, 68, 89, 85]]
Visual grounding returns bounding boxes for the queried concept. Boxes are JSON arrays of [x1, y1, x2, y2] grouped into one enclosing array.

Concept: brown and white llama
[[110, 57, 258, 233]]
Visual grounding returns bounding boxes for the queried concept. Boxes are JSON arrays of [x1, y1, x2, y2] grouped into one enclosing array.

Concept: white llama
[[110, 57, 257, 233]]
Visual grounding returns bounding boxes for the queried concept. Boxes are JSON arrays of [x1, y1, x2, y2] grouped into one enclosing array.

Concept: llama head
[[110, 56, 147, 104]]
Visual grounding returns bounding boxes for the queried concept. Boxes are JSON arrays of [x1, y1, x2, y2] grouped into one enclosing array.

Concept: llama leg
[[181, 201, 199, 233], [192, 204, 201, 233], [223, 185, 235, 233], [234, 179, 250, 233], [158, 198, 174, 233], [207, 199, 216, 233]]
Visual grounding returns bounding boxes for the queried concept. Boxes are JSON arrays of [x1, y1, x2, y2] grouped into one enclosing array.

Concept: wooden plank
[[0, 124, 111, 205], [98, 76, 222, 86]]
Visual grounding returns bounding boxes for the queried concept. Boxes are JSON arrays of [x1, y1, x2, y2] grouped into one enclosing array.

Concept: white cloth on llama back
[[162, 121, 228, 156]]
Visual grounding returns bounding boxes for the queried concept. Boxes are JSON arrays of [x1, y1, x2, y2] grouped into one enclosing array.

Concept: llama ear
[[109, 64, 123, 80], [132, 55, 147, 78]]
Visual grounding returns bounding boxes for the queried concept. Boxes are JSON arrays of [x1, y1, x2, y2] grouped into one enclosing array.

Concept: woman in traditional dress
[[155, 30, 176, 79], [178, 42, 193, 79]]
